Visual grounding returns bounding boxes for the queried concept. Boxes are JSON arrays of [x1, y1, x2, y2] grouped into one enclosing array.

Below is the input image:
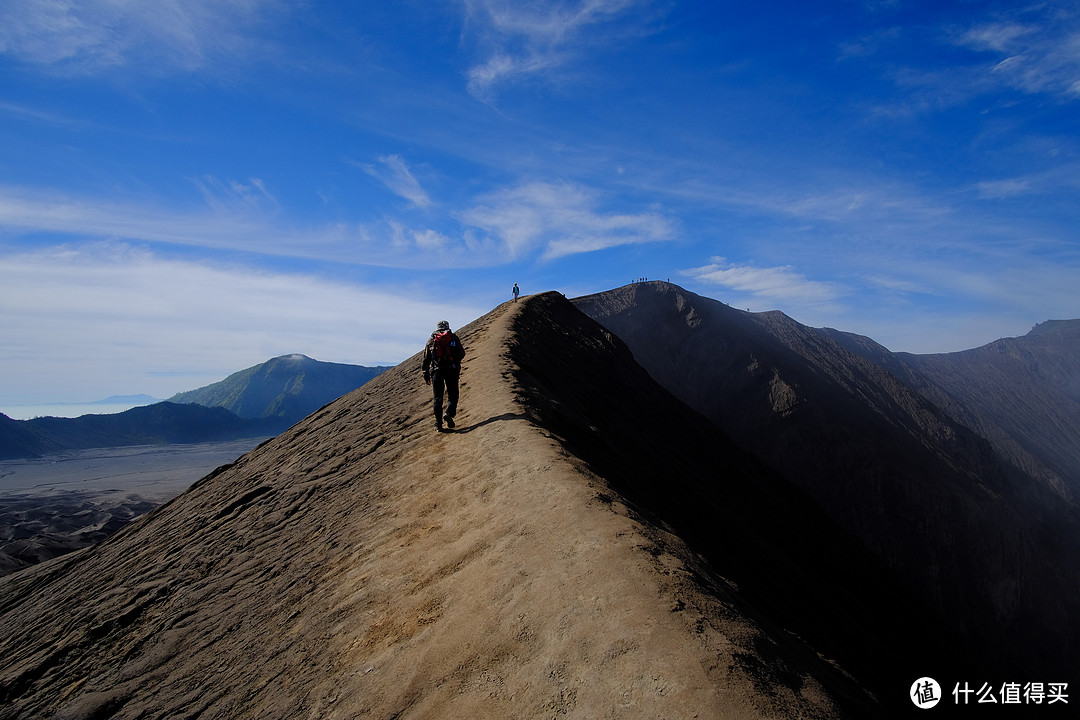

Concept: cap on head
[[437, 320, 450, 331]]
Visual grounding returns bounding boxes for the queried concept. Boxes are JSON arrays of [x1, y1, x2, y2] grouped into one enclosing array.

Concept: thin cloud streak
[[683, 258, 843, 309], [0, 178, 676, 270], [357, 155, 433, 209], [955, 17, 1080, 98], [0, 184, 298, 257], [192, 176, 281, 214], [974, 164, 1080, 199], [858, 4, 1080, 116], [0, 243, 486, 404], [462, 0, 658, 98], [0, 0, 282, 77], [458, 181, 675, 260], [0, 0, 1077, 402], [0, 184, 455, 268]]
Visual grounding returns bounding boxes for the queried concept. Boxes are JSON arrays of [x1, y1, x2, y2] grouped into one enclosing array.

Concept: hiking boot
[[444, 414, 455, 428], [435, 419, 443, 432]]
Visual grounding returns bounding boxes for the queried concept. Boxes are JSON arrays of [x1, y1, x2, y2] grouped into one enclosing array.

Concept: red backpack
[[432, 331, 464, 366], [433, 330, 453, 361]]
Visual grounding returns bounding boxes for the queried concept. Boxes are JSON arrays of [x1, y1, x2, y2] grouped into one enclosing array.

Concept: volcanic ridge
[[0, 288, 1075, 719]]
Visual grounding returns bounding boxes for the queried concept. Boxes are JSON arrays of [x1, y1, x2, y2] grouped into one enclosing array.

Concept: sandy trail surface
[[0, 297, 843, 719]]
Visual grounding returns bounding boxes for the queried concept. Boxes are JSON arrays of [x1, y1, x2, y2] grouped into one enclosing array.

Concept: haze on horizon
[[1, 0, 1078, 407]]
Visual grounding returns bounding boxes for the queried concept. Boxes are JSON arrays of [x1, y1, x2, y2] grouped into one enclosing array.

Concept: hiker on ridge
[[422, 320, 466, 432], [512, 283, 520, 302]]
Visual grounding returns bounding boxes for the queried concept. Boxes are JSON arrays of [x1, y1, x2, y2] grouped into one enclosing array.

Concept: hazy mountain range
[[0, 355, 391, 461], [0, 284, 1077, 718], [820, 320, 1080, 503], [0, 356, 391, 578]]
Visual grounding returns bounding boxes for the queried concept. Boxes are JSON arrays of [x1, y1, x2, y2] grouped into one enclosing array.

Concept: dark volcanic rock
[[0, 293, 973, 719], [574, 281, 1080, 680], [822, 319, 1080, 504], [509, 292, 975, 712]]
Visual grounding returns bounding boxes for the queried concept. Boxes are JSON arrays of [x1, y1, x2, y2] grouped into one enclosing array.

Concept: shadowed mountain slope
[[574, 281, 1080, 682], [0, 403, 277, 461], [0, 293, 969, 719], [0, 413, 62, 460], [169, 354, 390, 426], [821, 320, 1080, 504]]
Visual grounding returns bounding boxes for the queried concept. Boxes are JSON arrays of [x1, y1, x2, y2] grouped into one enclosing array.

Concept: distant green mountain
[[168, 354, 391, 425], [0, 355, 391, 460], [0, 403, 277, 461]]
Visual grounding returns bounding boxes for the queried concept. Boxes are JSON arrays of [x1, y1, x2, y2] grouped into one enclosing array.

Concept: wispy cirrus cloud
[[0, 183, 414, 269], [0, 242, 485, 403], [356, 155, 433, 209], [0, 176, 672, 268], [955, 17, 1080, 98], [0, 0, 283, 77], [461, 0, 661, 98], [683, 258, 842, 310], [975, 163, 1080, 199], [458, 180, 674, 260], [849, 4, 1080, 116], [0, 101, 82, 126], [958, 22, 1036, 54], [673, 174, 954, 236], [192, 176, 281, 214], [0, 183, 289, 252]]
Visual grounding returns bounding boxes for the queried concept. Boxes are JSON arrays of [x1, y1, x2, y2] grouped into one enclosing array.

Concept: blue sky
[[1, 0, 1078, 408]]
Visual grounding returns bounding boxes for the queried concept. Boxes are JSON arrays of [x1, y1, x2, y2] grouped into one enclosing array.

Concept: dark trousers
[[432, 366, 460, 420]]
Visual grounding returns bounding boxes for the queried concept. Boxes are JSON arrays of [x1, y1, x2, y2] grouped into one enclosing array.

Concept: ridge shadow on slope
[[574, 281, 1080, 683], [507, 292, 978, 717], [0, 292, 1034, 719], [822, 321, 1080, 504]]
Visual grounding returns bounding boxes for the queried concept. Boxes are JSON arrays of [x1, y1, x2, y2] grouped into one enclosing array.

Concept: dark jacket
[[422, 331, 465, 375]]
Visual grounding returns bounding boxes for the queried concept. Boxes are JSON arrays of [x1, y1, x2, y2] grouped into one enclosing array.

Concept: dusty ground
[[0, 296, 852, 719], [0, 440, 264, 576], [0, 440, 264, 501]]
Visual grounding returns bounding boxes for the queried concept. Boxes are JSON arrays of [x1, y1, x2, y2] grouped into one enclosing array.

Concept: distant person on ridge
[[512, 283, 520, 302], [422, 320, 466, 432]]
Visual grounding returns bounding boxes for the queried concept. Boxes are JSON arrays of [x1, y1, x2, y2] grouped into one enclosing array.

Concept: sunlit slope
[[0, 292, 949, 719]]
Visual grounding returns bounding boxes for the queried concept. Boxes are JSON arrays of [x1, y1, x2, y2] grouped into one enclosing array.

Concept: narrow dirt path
[[0, 295, 842, 720]]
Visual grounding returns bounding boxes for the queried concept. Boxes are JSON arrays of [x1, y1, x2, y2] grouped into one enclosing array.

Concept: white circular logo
[[911, 677, 942, 709]]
